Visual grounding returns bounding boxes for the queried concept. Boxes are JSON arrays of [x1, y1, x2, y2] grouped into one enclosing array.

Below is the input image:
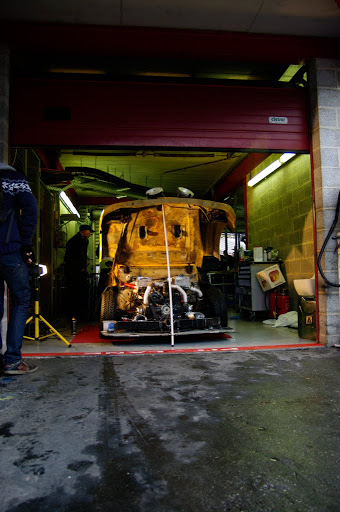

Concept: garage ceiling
[[1, 0, 340, 37]]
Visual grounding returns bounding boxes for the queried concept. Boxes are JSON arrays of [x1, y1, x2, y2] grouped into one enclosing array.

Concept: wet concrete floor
[[1, 347, 340, 511]]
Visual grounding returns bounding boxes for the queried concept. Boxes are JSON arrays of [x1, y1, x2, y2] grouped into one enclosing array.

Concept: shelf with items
[[235, 262, 281, 319]]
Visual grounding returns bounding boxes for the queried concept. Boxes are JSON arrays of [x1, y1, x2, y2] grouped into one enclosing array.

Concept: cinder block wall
[[310, 58, 340, 347], [247, 154, 314, 312]]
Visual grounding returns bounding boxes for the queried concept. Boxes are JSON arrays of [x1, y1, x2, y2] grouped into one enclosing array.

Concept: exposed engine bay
[[98, 191, 235, 340], [101, 272, 226, 337]]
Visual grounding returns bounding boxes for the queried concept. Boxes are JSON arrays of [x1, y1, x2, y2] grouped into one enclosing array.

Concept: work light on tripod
[[24, 263, 71, 347]]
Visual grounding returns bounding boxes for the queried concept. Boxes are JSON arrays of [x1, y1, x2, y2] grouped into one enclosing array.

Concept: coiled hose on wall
[[317, 190, 340, 287]]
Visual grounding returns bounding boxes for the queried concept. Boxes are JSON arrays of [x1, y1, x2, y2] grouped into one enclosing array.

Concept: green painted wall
[[247, 154, 314, 311]]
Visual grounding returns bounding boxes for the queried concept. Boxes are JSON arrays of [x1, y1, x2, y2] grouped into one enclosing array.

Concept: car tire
[[204, 286, 228, 327], [100, 287, 118, 325]]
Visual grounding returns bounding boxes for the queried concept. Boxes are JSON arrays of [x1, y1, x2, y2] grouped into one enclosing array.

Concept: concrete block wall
[[0, 44, 9, 163], [310, 58, 340, 347], [247, 154, 314, 312]]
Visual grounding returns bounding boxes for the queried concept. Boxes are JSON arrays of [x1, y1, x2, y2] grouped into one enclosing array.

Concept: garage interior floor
[[21, 310, 323, 358]]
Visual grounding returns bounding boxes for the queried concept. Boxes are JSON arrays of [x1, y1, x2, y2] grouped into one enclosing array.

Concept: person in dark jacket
[[0, 162, 38, 375], [64, 224, 94, 320]]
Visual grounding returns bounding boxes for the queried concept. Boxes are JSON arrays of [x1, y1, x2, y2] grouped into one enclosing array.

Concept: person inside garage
[[0, 162, 38, 375], [63, 224, 94, 321]]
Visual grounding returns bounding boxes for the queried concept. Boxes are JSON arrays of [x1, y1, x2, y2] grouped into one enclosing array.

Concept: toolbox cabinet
[[235, 262, 273, 319]]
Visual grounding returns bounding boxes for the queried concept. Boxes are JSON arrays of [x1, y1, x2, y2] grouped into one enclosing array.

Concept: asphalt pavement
[[1, 347, 340, 512]]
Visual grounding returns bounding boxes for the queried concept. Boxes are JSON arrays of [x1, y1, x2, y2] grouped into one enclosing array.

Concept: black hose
[[317, 191, 340, 287]]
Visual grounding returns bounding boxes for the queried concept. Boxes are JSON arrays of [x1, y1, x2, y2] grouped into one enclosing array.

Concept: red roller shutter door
[[10, 78, 308, 152]]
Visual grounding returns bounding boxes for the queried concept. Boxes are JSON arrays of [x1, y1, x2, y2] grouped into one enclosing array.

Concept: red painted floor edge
[[22, 343, 324, 358]]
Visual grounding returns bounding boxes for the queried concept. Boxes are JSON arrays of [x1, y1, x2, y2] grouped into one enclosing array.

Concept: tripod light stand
[[24, 266, 72, 347]]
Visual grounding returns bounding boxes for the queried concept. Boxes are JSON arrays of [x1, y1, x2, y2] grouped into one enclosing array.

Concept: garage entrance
[[9, 75, 318, 351]]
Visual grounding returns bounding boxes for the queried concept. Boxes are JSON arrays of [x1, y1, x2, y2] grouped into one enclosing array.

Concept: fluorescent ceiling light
[[248, 153, 295, 187], [49, 67, 106, 75], [60, 191, 80, 217], [280, 152, 296, 164], [136, 71, 191, 78], [196, 73, 262, 81], [279, 65, 303, 82]]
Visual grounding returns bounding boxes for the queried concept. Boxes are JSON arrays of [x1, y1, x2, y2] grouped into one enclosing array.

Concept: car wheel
[[100, 287, 118, 325], [204, 286, 228, 327]]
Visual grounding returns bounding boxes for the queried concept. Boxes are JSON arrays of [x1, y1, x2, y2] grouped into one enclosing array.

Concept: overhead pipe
[[70, 177, 146, 199]]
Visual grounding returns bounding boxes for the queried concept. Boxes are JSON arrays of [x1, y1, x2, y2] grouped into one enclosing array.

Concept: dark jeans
[[0, 251, 31, 365]]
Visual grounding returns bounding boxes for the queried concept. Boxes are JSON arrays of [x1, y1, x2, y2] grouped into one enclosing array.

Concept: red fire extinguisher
[[269, 288, 290, 319]]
